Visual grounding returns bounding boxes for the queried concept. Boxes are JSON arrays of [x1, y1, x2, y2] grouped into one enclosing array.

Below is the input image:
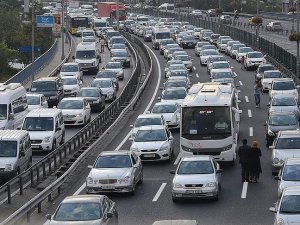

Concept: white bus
[[152, 27, 171, 49], [180, 82, 241, 164], [159, 3, 175, 13]]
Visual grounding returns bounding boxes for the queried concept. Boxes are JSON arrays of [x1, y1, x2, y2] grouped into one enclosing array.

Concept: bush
[[289, 33, 300, 42], [251, 16, 263, 24]]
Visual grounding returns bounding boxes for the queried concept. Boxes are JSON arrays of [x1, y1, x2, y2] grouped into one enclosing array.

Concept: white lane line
[[239, 81, 243, 86], [152, 183, 167, 202], [193, 66, 196, 71], [73, 44, 162, 195], [248, 109, 252, 118], [249, 127, 253, 136], [196, 73, 199, 78], [174, 153, 181, 165], [245, 96, 249, 103], [241, 182, 248, 199]]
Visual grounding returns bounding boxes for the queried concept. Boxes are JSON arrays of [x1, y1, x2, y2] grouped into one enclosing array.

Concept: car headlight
[[268, 129, 275, 136], [92, 61, 95, 66], [118, 70, 123, 75], [5, 164, 13, 171], [205, 182, 217, 187], [131, 146, 139, 152], [159, 143, 169, 151], [118, 176, 130, 184], [87, 177, 93, 185], [222, 144, 232, 151], [50, 96, 57, 99], [43, 136, 52, 143], [173, 183, 183, 188], [76, 113, 83, 117], [277, 218, 285, 225]]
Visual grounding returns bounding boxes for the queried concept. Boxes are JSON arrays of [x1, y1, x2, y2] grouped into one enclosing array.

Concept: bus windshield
[[155, 32, 171, 40], [71, 17, 88, 28], [182, 106, 232, 140]]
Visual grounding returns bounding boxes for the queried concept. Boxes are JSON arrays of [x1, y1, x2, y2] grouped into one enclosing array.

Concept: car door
[[54, 117, 63, 144], [130, 153, 140, 184], [84, 100, 91, 119], [213, 159, 221, 183]]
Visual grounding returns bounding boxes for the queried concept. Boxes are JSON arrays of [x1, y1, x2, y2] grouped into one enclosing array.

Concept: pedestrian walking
[[248, 141, 262, 183], [241, 56, 245, 70], [254, 76, 262, 108], [238, 139, 251, 182], [100, 38, 105, 53]]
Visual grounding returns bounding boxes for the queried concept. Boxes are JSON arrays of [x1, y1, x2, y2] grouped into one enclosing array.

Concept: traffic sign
[[19, 46, 41, 53], [36, 15, 54, 27]]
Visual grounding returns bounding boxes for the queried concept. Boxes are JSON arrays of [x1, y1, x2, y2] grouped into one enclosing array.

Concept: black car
[[180, 36, 196, 49]]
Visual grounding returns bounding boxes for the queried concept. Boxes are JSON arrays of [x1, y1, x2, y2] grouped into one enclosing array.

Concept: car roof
[[283, 186, 300, 196], [272, 78, 294, 82], [278, 130, 300, 137], [34, 77, 58, 82], [63, 195, 104, 203], [137, 125, 166, 130], [26, 93, 44, 97], [61, 97, 85, 101], [264, 70, 281, 73], [63, 62, 79, 66], [181, 155, 212, 161], [100, 150, 131, 156], [93, 78, 112, 81], [80, 87, 99, 90], [269, 111, 296, 116], [153, 102, 177, 106], [137, 114, 163, 119]]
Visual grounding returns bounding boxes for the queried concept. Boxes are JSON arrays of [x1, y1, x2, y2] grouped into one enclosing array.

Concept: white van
[[0, 83, 29, 130], [21, 108, 65, 151], [73, 42, 101, 74], [0, 130, 32, 179]]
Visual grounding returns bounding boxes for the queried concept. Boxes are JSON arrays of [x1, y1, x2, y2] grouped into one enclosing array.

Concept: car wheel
[[139, 171, 143, 184], [130, 180, 136, 195], [60, 133, 65, 145], [172, 196, 179, 202], [52, 140, 57, 151]]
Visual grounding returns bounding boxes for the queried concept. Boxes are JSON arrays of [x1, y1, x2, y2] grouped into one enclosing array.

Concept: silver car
[[90, 78, 117, 101], [171, 156, 222, 201], [104, 62, 124, 80], [151, 102, 180, 129], [269, 96, 300, 119], [164, 60, 184, 75], [173, 55, 193, 72], [46, 195, 118, 225], [76, 87, 106, 112]]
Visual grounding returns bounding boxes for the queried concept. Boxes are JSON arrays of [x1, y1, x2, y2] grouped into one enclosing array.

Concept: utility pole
[[61, 0, 65, 60], [218, 0, 221, 9], [297, 0, 300, 77], [31, 0, 35, 82], [116, 0, 120, 31], [65, 0, 68, 44], [256, 0, 259, 15]]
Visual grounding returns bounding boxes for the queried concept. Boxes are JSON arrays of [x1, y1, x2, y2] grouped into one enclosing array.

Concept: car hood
[[161, 99, 184, 105], [27, 131, 54, 140], [61, 109, 84, 116], [277, 215, 300, 225], [262, 78, 276, 84], [274, 149, 300, 161], [75, 59, 95, 63], [60, 71, 80, 76], [270, 106, 299, 114], [49, 219, 103, 225], [132, 141, 167, 150], [88, 167, 132, 179], [0, 158, 18, 169], [100, 87, 114, 94], [269, 124, 299, 133], [211, 68, 232, 73], [28, 105, 42, 111], [248, 57, 264, 61], [174, 174, 216, 184], [280, 180, 300, 193]]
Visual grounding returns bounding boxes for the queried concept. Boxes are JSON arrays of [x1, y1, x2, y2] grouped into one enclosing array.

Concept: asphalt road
[[29, 33, 281, 225]]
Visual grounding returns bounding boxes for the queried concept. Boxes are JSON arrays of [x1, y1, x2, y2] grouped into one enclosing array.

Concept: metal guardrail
[[0, 32, 153, 225]]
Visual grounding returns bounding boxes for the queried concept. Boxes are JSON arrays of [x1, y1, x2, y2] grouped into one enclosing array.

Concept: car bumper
[[86, 184, 134, 193], [31, 142, 53, 151], [172, 187, 218, 199], [134, 149, 171, 161], [64, 117, 85, 125]]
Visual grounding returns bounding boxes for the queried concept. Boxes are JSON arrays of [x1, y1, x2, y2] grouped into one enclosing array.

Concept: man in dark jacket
[[238, 139, 251, 182]]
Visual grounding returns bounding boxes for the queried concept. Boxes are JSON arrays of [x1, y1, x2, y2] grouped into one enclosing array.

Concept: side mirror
[[130, 124, 133, 128], [106, 212, 113, 218], [46, 214, 52, 220], [274, 176, 280, 180], [88, 165, 93, 169], [170, 170, 176, 174], [216, 169, 223, 173], [269, 206, 276, 213], [72, 56, 75, 59], [169, 136, 174, 140], [9, 113, 14, 120], [56, 127, 61, 132]]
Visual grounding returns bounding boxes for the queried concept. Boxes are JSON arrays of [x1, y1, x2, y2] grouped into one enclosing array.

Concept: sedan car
[[171, 156, 222, 201], [110, 43, 127, 51], [210, 71, 237, 82], [229, 43, 246, 59], [207, 55, 227, 73], [218, 38, 232, 52], [59, 62, 83, 81], [266, 112, 299, 147], [159, 39, 176, 55], [261, 70, 282, 92], [256, 64, 276, 79], [130, 125, 173, 161], [45, 195, 118, 225], [173, 55, 193, 72], [26, 93, 48, 111], [86, 150, 143, 194], [159, 87, 187, 105], [266, 21, 283, 32], [151, 102, 180, 129], [209, 61, 233, 75], [163, 77, 191, 90], [244, 51, 266, 70], [57, 97, 91, 126], [166, 70, 190, 80], [195, 41, 210, 56], [96, 70, 119, 91], [269, 96, 300, 119], [62, 77, 82, 96], [104, 62, 124, 80], [76, 87, 106, 112], [200, 49, 219, 65], [90, 78, 117, 101], [270, 78, 299, 101], [164, 60, 185, 75], [193, 28, 203, 39], [236, 47, 253, 62], [110, 49, 131, 68]]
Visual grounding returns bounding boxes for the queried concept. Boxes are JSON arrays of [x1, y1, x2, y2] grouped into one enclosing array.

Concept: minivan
[[0, 130, 32, 179], [21, 108, 65, 151]]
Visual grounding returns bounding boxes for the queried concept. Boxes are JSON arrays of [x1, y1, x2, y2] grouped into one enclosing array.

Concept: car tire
[[130, 180, 136, 195], [139, 171, 143, 184], [60, 133, 65, 146], [172, 196, 179, 202], [52, 140, 57, 151]]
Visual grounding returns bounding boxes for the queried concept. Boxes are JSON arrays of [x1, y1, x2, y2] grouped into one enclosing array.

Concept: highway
[[23, 31, 281, 225]]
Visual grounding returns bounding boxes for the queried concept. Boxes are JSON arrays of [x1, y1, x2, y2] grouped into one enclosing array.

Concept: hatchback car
[[159, 87, 187, 105], [76, 87, 105, 112], [86, 150, 143, 194], [244, 51, 266, 70], [261, 70, 282, 92], [269, 96, 300, 119], [151, 102, 180, 129], [110, 49, 131, 68], [57, 97, 91, 126], [173, 55, 193, 72], [104, 62, 124, 80], [130, 125, 173, 161], [62, 77, 82, 96], [171, 156, 222, 201], [200, 49, 219, 65], [90, 78, 117, 101], [270, 78, 299, 101], [26, 93, 48, 111], [46, 195, 118, 225]]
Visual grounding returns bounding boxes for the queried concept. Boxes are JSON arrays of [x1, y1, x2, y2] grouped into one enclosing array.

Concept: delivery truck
[[97, 2, 126, 21]]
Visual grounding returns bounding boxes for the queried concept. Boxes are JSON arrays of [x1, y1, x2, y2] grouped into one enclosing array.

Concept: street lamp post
[[297, 0, 300, 77], [31, 0, 35, 83], [256, 0, 260, 49], [61, 0, 65, 60], [116, 0, 120, 31]]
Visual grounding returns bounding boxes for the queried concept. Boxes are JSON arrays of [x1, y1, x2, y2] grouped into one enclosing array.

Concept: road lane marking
[[239, 81, 243, 86], [193, 66, 196, 71], [74, 182, 86, 195], [245, 96, 249, 102], [196, 73, 199, 78], [241, 182, 248, 198], [152, 183, 167, 202], [248, 109, 252, 118], [174, 153, 181, 165], [249, 127, 253, 136]]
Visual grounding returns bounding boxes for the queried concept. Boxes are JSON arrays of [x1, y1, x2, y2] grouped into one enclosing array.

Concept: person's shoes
[[255, 105, 258, 108]]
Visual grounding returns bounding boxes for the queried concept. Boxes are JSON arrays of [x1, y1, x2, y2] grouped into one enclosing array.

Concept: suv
[[243, 51, 266, 70], [266, 21, 283, 32], [269, 78, 299, 101], [30, 77, 64, 107]]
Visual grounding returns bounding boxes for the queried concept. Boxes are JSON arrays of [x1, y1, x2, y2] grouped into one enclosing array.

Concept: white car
[[269, 186, 300, 225], [104, 62, 124, 80], [269, 96, 300, 119], [159, 87, 187, 105], [151, 102, 180, 129], [229, 44, 246, 59], [130, 113, 165, 138], [26, 93, 48, 111], [225, 41, 240, 55], [276, 158, 300, 196], [164, 60, 185, 75], [218, 38, 232, 52], [62, 77, 82, 96], [164, 44, 181, 59], [200, 49, 219, 65], [236, 47, 253, 62], [244, 51, 266, 70], [130, 125, 173, 161], [191, 10, 203, 17], [269, 78, 299, 101], [173, 55, 193, 72], [209, 61, 233, 76], [59, 62, 83, 81], [86, 150, 143, 194], [57, 97, 91, 126], [193, 28, 203, 39], [171, 156, 222, 201], [90, 78, 117, 101], [194, 41, 210, 56], [261, 70, 282, 91]]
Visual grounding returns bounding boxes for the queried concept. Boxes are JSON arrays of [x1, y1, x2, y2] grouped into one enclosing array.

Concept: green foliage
[[289, 33, 300, 42], [0, 42, 20, 81], [251, 16, 263, 24]]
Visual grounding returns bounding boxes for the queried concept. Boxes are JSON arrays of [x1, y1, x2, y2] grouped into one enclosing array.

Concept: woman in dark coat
[[249, 141, 262, 182]]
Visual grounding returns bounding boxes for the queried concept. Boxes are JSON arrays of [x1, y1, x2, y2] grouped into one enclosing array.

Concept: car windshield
[[283, 165, 300, 181], [0, 104, 7, 120], [165, 80, 186, 88], [22, 117, 53, 131], [221, 39, 231, 44], [162, 89, 186, 99], [232, 44, 245, 50], [239, 47, 253, 53], [96, 71, 116, 79], [152, 104, 177, 113], [280, 195, 300, 214], [156, 32, 171, 39], [106, 63, 121, 69], [211, 72, 232, 79], [27, 96, 40, 105], [258, 65, 275, 73], [63, 78, 77, 85], [177, 55, 190, 61], [196, 42, 209, 47], [135, 117, 162, 127], [194, 28, 202, 32], [170, 71, 188, 77], [95, 155, 132, 168], [169, 65, 186, 70], [248, 52, 263, 58], [264, 71, 282, 78], [112, 44, 126, 49], [211, 34, 220, 39], [202, 50, 218, 56], [272, 97, 296, 106], [54, 202, 102, 221], [213, 62, 230, 69], [276, 137, 300, 149], [202, 45, 216, 50], [111, 51, 128, 57], [83, 38, 95, 42], [210, 56, 225, 62], [76, 50, 96, 59], [77, 89, 99, 97], [135, 129, 167, 142], [61, 65, 79, 72], [91, 80, 112, 88], [269, 114, 297, 126], [273, 81, 295, 90], [182, 36, 194, 41], [111, 38, 125, 44], [58, 100, 83, 109], [161, 40, 175, 46], [177, 160, 214, 174], [0, 141, 17, 157], [31, 81, 56, 92], [167, 61, 182, 67]]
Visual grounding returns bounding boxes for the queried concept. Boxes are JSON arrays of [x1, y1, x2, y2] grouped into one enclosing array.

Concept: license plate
[[31, 145, 40, 149], [143, 154, 155, 158], [187, 190, 201, 194], [102, 185, 115, 190]]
